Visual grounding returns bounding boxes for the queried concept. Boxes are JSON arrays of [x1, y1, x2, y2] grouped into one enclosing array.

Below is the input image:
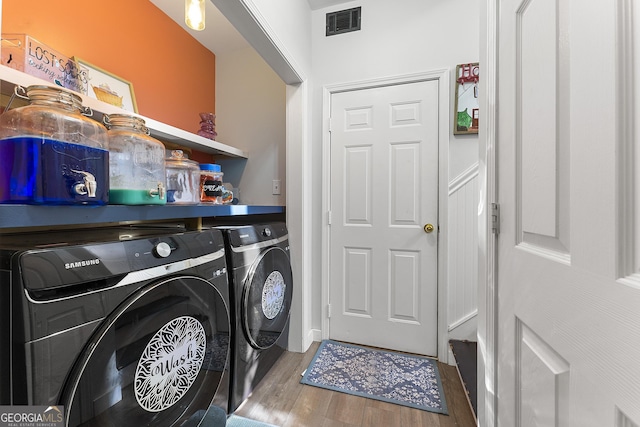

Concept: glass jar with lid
[[0, 85, 109, 205], [199, 163, 223, 204], [165, 149, 200, 204], [104, 114, 166, 205]]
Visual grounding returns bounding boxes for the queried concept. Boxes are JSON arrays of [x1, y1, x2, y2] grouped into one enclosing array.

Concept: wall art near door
[[454, 62, 479, 135], [73, 57, 138, 113]]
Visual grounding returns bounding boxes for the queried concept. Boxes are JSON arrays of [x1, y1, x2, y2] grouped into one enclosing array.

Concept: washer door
[[61, 276, 230, 427], [242, 246, 293, 350]]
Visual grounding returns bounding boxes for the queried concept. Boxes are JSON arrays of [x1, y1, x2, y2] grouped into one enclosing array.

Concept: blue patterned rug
[[300, 340, 448, 414]]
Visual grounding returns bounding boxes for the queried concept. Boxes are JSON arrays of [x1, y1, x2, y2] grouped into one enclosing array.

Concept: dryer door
[[61, 276, 230, 427], [242, 246, 293, 350]]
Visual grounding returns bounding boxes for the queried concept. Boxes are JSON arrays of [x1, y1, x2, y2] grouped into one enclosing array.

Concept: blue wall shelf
[[0, 205, 285, 230]]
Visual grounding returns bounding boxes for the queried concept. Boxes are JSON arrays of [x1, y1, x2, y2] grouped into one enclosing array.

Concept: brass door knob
[[424, 223, 434, 233]]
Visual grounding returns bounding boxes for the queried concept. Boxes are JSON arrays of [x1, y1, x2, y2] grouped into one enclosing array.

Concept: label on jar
[[134, 149, 164, 167], [202, 179, 223, 197]]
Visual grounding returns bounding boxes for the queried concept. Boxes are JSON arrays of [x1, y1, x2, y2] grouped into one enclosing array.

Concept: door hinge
[[327, 303, 332, 318], [328, 118, 333, 133], [327, 210, 332, 225], [491, 203, 500, 235]]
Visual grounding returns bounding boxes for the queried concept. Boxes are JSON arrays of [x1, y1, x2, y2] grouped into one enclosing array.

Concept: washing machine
[[215, 222, 293, 413], [0, 226, 231, 426]]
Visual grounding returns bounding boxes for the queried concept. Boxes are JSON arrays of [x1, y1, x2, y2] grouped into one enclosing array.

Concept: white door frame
[[321, 70, 451, 362], [478, 0, 498, 425]]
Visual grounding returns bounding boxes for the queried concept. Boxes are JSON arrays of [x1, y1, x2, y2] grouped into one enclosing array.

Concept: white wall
[[210, 0, 314, 352], [212, 0, 481, 353], [310, 0, 480, 335], [215, 47, 287, 206], [250, 0, 313, 77]]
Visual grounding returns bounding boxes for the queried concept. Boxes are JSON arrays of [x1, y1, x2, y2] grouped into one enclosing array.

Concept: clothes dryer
[[0, 227, 231, 426], [216, 223, 293, 413]]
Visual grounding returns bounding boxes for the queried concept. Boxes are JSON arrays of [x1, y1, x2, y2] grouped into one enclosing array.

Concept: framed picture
[[454, 62, 479, 135], [73, 57, 138, 113]]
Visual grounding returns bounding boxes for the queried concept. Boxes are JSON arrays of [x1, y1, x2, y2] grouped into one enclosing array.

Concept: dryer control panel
[[224, 222, 288, 248]]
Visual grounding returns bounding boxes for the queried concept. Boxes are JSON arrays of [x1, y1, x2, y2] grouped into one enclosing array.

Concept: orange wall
[[2, 0, 215, 137]]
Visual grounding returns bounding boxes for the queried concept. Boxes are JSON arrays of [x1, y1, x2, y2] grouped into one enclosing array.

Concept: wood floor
[[234, 341, 477, 427]]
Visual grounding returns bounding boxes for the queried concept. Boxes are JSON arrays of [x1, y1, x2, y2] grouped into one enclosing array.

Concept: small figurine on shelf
[[197, 112, 217, 140]]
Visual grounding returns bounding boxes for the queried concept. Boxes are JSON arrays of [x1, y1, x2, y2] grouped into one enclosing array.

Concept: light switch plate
[[272, 179, 281, 195]]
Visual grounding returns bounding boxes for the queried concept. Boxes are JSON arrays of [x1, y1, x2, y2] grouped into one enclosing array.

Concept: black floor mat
[[449, 339, 477, 419]]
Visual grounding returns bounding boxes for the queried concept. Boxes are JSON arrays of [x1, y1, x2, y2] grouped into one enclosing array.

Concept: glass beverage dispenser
[[0, 85, 109, 204], [105, 114, 166, 205], [165, 149, 200, 205]]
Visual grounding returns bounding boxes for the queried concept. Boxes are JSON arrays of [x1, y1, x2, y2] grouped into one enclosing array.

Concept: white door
[[495, 0, 640, 425], [328, 80, 439, 356]]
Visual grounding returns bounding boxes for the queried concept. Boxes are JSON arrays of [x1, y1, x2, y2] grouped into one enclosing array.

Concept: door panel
[[517, 0, 570, 256], [344, 247, 372, 316], [345, 146, 372, 224], [517, 320, 570, 427], [329, 80, 439, 356], [389, 249, 420, 323], [390, 142, 421, 225], [496, 0, 640, 425]]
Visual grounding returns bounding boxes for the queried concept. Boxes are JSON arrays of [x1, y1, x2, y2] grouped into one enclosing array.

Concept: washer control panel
[[153, 242, 172, 258]]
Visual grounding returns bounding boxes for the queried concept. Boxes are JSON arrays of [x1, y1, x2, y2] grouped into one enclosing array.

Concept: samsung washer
[[0, 226, 230, 426], [215, 222, 293, 413]]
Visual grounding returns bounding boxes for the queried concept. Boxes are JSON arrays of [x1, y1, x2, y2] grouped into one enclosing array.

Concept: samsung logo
[[65, 259, 101, 269]]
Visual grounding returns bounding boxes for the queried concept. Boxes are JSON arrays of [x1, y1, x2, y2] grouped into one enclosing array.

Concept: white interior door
[[495, 0, 640, 425], [328, 80, 439, 356]]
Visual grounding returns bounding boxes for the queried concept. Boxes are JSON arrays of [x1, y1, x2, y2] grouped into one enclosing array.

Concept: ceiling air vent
[[326, 7, 361, 36]]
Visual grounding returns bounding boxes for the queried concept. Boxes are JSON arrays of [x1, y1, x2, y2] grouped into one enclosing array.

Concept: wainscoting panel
[[448, 163, 479, 338]]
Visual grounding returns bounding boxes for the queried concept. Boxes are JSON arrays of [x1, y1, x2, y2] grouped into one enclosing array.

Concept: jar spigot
[[71, 170, 97, 197], [149, 182, 166, 200]]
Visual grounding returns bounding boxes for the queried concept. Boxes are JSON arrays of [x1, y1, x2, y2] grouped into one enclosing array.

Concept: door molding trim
[[321, 69, 450, 361], [479, 0, 498, 425]]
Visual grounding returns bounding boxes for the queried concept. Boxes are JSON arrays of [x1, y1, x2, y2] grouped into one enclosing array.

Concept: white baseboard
[[299, 328, 322, 353], [448, 312, 478, 342], [447, 345, 457, 366], [288, 328, 319, 353]]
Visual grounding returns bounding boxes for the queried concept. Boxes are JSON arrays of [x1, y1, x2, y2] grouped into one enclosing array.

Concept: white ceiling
[[150, 0, 353, 55]]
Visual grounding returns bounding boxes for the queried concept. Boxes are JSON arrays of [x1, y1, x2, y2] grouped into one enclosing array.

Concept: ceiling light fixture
[[185, 0, 205, 31]]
